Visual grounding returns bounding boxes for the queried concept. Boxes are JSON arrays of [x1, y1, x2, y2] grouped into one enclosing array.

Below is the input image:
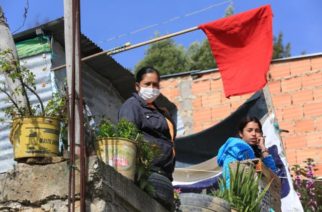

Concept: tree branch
[[0, 87, 24, 116], [24, 83, 45, 116], [16, 66, 32, 116]]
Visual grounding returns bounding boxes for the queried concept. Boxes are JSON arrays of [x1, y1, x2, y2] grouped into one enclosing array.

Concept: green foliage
[[96, 119, 117, 138], [135, 38, 189, 75], [96, 118, 139, 140], [273, 32, 291, 59], [224, 3, 234, 17], [117, 119, 140, 140], [135, 135, 161, 196], [213, 163, 272, 211], [44, 92, 67, 120], [95, 118, 161, 196], [186, 40, 217, 71], [135, 35, 218, 75], [0, 49, 66, 120]]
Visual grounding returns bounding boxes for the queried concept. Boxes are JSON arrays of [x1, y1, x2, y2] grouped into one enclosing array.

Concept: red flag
[[199, 5, 273, 98]]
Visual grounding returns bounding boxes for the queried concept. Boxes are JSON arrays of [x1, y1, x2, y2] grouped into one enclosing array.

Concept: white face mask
[[138, 87, 160, 103]]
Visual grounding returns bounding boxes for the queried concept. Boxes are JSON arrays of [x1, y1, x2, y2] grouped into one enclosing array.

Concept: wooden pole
[[51, 26, 199, 71], [64, 0, 76, 211], [64, 0, 86, 211]]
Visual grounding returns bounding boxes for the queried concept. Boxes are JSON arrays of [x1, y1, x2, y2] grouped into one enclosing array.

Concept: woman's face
[[136, 72, 160, 91], [239, 121, 262, 145]]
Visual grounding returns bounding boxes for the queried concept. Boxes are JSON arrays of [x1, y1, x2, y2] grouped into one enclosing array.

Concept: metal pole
[[71, 2, 76, 211], [74, 0, 86, 211], [51, 26, 199, 72]]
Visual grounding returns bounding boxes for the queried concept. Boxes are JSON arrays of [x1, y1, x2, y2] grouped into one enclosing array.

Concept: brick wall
[[160, 54, 322, 176]]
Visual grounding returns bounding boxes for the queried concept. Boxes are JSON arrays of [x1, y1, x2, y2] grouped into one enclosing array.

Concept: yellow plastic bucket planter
[[96, 137, 137, 181], [9, 117, 60, 160]]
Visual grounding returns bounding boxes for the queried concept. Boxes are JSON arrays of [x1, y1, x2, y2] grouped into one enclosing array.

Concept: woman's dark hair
[[238, 116, 262, 133], [239, 116, 263, 158], [135, 67, 160, 83]]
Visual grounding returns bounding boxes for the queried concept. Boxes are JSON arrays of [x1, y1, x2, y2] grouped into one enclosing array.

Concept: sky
[[1, 0, 322, 71]]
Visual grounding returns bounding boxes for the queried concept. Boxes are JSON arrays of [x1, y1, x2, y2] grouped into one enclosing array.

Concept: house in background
[[160, 53, 322, 177], [0, 18, 136, 173]]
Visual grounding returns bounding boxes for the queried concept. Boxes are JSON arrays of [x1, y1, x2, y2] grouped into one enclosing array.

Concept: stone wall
[[0, 156, 168, 212], [160, 54, 322, 176]]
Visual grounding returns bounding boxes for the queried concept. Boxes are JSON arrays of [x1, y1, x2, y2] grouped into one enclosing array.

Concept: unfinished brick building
[[160, 53, 322, 176]]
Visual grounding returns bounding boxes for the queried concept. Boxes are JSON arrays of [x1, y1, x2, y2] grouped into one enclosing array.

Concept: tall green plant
[[0, 49, 37, 117], [213, 163, 272, 211], [0, 49, 66, 120]]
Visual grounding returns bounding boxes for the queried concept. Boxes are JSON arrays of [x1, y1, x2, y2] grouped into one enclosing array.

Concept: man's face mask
[[138, 87, 160, 103]]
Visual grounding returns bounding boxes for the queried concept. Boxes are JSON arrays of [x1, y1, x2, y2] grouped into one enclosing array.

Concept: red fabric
[[199, 5, 273, 98]]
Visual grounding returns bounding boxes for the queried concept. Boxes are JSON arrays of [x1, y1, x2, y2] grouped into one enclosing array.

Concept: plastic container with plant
[[0, 49, 67, 160], [95, 118, 160, 196]]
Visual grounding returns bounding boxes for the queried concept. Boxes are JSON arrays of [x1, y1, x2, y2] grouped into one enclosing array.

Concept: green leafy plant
[[212, 163, 272, 212], [44, 92, 67, 119], [135, 135, 161, 196], [96, 119, 117, 138], [173, 188, 182, 212], [0, 49, 67, 120], [95, 118, 161, 196], [96, 118, 139, 140]]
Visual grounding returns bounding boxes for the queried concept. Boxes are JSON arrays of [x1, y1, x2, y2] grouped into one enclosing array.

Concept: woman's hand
[[257, 136, 266, 150], [257, 136, 269, 157]]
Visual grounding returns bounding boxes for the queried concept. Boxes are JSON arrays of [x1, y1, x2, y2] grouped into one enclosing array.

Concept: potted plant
[[213, 162, 272, 212], [95, 118, 160, 191], [95, 118, 140, 181], [0, 49, 67, 161]]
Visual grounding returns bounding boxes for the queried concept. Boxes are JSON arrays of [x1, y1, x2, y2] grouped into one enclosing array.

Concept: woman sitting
[[217, 116, 277, 187]]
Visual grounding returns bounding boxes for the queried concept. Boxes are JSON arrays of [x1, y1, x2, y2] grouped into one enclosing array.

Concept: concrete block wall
[[160, 54, 322, 176], [0, 156, 168, 212]]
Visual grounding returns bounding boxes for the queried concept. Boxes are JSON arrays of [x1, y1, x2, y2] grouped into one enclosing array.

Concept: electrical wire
[[12, 0, 29, 34], [98, 0, 233, 45]]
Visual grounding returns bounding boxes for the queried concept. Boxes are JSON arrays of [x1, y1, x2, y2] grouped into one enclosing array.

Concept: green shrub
[[95, 118, 161, 196], [96, 118, 139, 140]]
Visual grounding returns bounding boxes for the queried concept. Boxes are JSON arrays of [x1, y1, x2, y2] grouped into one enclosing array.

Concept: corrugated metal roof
[[0, 18, 136, 173], [0, 53, 53, 173], [14, 17, 135, 100]]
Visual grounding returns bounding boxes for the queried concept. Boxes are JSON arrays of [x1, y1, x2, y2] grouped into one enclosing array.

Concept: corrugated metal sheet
[[1, 18, 135, 173], [14, 18, 135, 100], [0, 53, 53, 173]]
